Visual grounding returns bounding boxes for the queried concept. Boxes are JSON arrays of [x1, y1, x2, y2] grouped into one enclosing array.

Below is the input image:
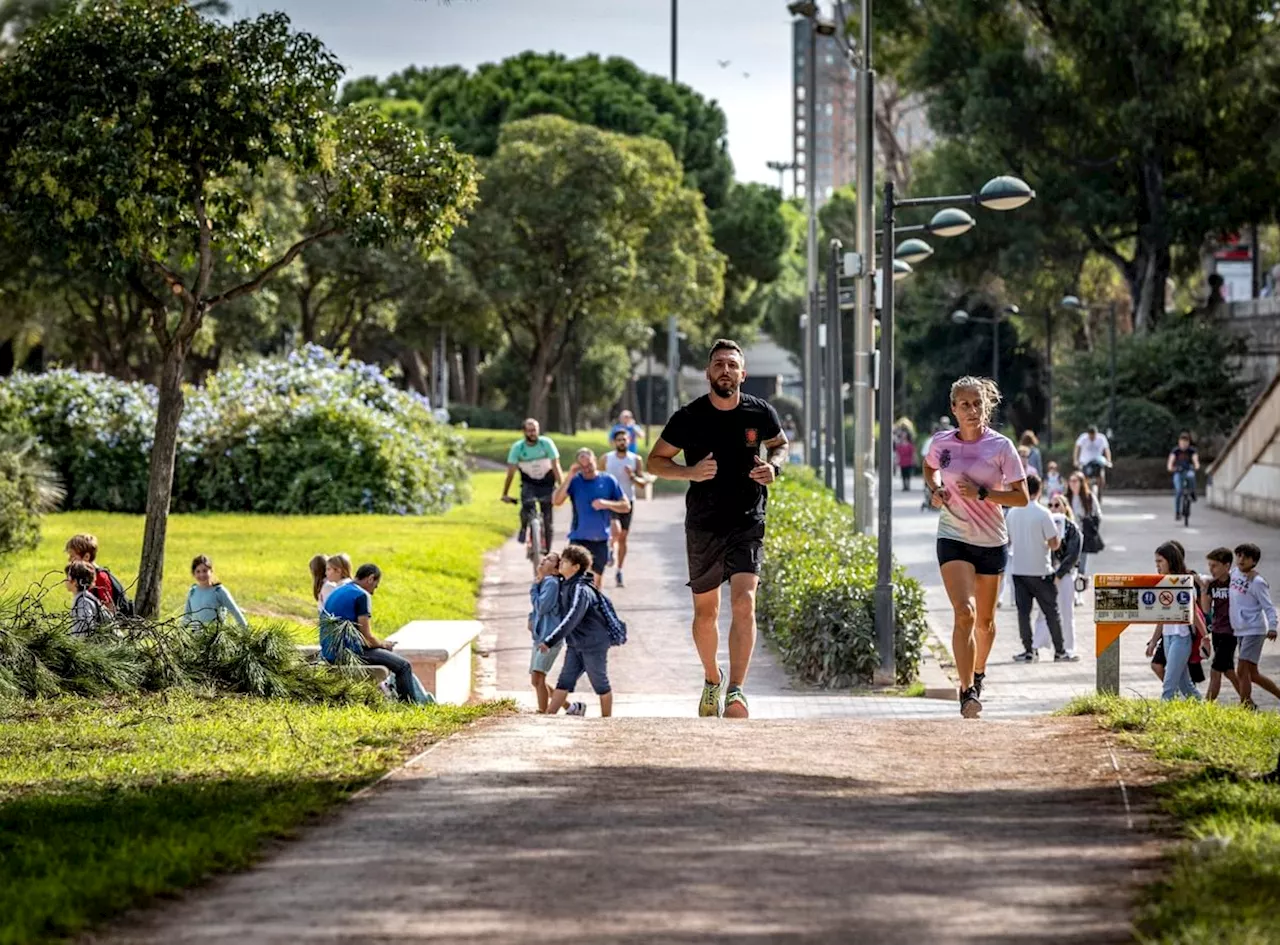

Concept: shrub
[[0, 437, 65, 559], [758, 471, 927, 686], [3, 346, 470, 515]]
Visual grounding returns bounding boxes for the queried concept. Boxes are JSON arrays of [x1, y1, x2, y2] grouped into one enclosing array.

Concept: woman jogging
[[922, 376, 1029, 718]]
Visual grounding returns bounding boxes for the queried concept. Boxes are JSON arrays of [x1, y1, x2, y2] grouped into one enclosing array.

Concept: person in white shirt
[[603, 429, 642, 587], [1073, 424, 1113, 498], [1006, 473, 1071, 662]]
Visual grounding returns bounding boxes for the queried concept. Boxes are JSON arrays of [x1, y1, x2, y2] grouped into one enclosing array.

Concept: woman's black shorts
[[936, 538, 1007, 576]]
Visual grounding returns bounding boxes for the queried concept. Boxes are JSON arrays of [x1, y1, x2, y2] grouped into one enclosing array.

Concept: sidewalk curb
[[919, 614, 959, 700]]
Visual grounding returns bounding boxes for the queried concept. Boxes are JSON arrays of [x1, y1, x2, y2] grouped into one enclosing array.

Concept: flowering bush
[[4, 346, 470, 515]]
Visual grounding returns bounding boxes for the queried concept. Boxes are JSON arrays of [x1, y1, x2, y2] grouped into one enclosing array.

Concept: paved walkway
[[893, 488, 1280, 713], [94, 715, 1161, 945]]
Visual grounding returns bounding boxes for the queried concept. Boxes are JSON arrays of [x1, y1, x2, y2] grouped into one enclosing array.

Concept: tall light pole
[[851, 0, 876, 534], [873, 175, 1036, 682], [766, 159, 798, 194], [670, 0, 677, 82]]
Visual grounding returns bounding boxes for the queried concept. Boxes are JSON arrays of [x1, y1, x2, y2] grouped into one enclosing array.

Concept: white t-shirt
[[1006, 501, 1059, 576], [1075, 432, 1110, 465], [604, 451, 640, 501]]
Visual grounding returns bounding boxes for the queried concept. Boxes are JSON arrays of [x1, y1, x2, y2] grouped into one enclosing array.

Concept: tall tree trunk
[[465, 344, 480, 405], [559, 363, 575, 435], [449, 342, 465, 407], [134, 337, 189, 618], [1131, 156, 1172, 332], [399, 348, 430, 395], [526, 344, 555, 424]]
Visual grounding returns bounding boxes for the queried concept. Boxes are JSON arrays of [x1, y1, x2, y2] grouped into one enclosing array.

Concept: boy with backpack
[[64, 533, 134, 617], [64, 560, 107, 636], [538, 543, 628, 718]]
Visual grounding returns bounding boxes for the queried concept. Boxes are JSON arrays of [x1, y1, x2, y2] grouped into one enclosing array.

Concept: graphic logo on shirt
[[938, 448, 952, 469], [744, 428, 759, 447]]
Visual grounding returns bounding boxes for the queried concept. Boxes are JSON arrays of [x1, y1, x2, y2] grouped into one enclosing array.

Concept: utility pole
[[667, 314, 679, 416], [804, 18, 820, 472], [671, 0, 678, 83], [852, 0, 875, 531]]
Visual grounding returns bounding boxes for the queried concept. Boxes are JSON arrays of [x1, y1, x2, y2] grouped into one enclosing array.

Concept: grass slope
[[2, 472, 515, 637], [1068, 695, 1280, 944], [0, 693, 508, 945]]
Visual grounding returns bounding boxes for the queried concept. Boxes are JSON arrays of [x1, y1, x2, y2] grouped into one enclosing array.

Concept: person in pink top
[[894, 430, 916, 492], [922, 376, 1030, 718]]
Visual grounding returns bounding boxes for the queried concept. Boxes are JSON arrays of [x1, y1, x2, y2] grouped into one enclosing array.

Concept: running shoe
[[959, 686, 982, 719], [972, 671, 986, 700], [565, 702, 587, 717], [616, 570, 624, 587], [1012, 650, 1038, 663], [698, 664, 725, 718], [724, 686, 749, 719], [1054, 651, 1081, 663]]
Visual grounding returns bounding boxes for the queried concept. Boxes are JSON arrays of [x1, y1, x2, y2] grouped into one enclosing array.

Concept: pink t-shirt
[[925, 428, 1024, 547]]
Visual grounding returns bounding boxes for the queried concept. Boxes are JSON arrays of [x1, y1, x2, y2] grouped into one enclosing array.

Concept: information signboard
[[1093, 574, 1194, 625]]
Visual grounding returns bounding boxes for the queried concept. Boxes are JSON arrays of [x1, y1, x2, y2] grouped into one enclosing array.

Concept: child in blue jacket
[[529, 552, 568, 713], [539, 544, 617, 717]]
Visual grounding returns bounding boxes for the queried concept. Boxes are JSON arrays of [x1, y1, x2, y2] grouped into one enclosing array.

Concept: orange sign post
[[1093, 574, 1195, 694]]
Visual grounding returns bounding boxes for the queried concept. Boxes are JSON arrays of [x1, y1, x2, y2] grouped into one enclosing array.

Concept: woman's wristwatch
[[977, 485, 990, 502]]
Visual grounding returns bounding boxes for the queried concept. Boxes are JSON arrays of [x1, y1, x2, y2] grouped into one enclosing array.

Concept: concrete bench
[[386, 620, 482, 705], [296, 645, 390, 686]]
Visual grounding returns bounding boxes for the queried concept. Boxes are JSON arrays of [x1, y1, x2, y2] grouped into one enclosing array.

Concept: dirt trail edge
[[90, 715, 1165, 945]]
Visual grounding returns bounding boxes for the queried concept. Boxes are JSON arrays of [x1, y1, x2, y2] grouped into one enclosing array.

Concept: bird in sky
[[743, 71, 751, 79], [717, 59, 731, 68]]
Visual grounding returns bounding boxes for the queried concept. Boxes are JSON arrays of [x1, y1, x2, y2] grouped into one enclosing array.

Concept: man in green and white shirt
[[501, 418, 563, 552]]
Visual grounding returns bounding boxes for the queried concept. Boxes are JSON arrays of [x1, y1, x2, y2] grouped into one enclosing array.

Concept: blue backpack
[[596, 590, 628, 646]]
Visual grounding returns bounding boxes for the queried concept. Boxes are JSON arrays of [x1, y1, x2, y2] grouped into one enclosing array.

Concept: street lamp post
[[766, 159, 798, 194], [950, 304, 1020, 390], [829, 239, 847, 502], [873, 175, 1036, 681]]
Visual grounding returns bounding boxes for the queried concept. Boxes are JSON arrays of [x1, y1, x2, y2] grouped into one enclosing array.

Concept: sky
[[228, 0, 796, 188]]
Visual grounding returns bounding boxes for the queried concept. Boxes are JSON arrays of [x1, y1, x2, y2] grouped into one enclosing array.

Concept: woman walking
[[1066, 471, 1103, 604], [923, 376, 1029, 718], [1143, 541, 1209, 701]]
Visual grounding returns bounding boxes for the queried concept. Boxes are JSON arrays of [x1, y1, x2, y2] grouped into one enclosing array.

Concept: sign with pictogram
[[1093, 574, 1196, 695]]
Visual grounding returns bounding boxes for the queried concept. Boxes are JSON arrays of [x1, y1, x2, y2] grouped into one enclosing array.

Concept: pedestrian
[[540, 544, 617, 718], [64, 533, 118, 614], [1231, 542, 1280, 709], [604, 428, 642, 587], [1032, 495, 1082, 659], [310, 552, 353, 612], [1007, 473, 1072, 663], [1073, 424, 1112, 498], [1202, 547, 1243, 703], [183, 555, 249, 629], [1043, 461, 1064, 499], [895, 430, 916, 491], [1143, 541, 1208, 701], [1066, 471, 1103, 604], [648, 338, 788, 719], [528, 551, 568, 714], [64, 561, 105, 636], [608, 409, 643, 454], [320, 563, 426, 704], [922, 375, 1028, 718], [552, 447, 631, 588], [782, 414, 800, 462], [1019, 431, 1043, 476]]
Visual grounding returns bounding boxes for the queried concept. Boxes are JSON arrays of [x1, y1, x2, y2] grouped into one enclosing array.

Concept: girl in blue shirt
[[183, 555, 249, 629]]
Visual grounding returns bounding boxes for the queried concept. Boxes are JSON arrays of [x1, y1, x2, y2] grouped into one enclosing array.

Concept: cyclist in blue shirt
[[1167, 430, 1200, 519], [608, 409, 643, 454], [553, 447, 631, 588]]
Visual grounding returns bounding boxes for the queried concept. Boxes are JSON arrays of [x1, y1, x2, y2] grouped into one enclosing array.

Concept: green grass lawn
[[459, 426, 686, 495], [1067, 695, 1280, 943], [0, 693, 508, 945], [1, 472, 516, 638]]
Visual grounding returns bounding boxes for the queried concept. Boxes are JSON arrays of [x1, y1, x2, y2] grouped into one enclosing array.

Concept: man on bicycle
[[501, 418, 563, 554], [1073, 424, 1112, 498], [1167, 431, 1200, 520]]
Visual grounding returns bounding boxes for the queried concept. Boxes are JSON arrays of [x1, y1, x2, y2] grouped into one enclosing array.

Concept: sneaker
[[517, 528, 527, 544], [1012, 650, 1038, 663], [1054, 651, 1081, 663], [616, 570, 624, 587], [1074, 592, 1085, 607], [724, 686, 750, 719], [972, 671, 986, 700], [959, 686, 983, 719], [565, 702, 587, 717], [607, 547, 614, 566], [699, 665, 725, 718]]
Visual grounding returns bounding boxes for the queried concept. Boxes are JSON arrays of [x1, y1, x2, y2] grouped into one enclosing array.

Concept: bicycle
[[1081, 458, 1111, 500], [503, 491, 553, 577], [1174, 468, 1196, 528]]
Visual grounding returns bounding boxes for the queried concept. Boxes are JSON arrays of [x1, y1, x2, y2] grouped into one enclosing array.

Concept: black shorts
[[577, 539, 609, 575], [614, 509, 633, 531], [686, 521, 765, 595], [1211, 632, 1238, 673], [936, 538, 1007, 576]]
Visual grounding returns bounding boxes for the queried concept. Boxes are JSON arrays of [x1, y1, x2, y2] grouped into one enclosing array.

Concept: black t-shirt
[[1170, 446, 1197, 472], [1208, 577, 1232, 634], [660, 393, 783, 533]]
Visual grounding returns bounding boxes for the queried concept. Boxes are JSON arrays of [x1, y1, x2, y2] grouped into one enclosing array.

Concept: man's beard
[[711, 377, 738, 398]]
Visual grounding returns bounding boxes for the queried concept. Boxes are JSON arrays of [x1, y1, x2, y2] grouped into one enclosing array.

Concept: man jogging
[[604, 428, 642, 587], [648, 339, 788, 719], [553, 447, 631, 589]]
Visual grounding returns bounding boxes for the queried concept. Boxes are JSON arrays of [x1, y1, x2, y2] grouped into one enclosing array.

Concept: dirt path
[[91, 715, 1162, 945]]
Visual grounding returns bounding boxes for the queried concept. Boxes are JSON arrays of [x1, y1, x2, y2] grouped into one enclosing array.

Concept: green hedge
[[759, 471, 927, 686]]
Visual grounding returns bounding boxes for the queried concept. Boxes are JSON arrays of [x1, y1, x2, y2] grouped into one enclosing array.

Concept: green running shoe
[[724, 686, 749, 719], [699, 664, 725, 718]]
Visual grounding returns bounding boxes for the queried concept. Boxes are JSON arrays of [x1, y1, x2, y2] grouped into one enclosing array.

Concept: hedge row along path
[[97, 496, 1171, 943]]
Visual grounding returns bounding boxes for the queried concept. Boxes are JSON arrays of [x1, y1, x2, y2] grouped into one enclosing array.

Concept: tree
[[0, 0, 228, 54], [0, 0, 476, 615], [457, 114, 723, 420], [892, 0, 1280, 330]]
